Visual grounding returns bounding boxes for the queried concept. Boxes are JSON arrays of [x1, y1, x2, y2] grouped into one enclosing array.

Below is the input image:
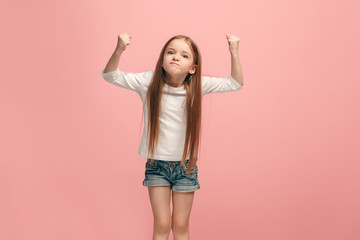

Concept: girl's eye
[[167, 51, 189, 58]]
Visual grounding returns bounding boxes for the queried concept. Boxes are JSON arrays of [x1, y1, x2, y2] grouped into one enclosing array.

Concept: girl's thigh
[[147, 186, 172, 221], [172, 191, 195, 223]]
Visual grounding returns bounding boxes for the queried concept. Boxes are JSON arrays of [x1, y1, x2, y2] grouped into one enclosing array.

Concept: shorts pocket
[[180, 163, 198, 179], [145, 159, 161, 174]]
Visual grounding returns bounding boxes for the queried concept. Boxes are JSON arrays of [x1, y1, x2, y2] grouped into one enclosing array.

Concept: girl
[[101, 33, 244, 240]]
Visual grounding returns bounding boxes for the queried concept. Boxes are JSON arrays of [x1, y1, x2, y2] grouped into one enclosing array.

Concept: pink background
[[1, 0, 359, 239]]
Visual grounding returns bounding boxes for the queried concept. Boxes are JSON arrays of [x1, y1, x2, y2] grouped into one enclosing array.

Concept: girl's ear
[[189, 65, 197, 74]]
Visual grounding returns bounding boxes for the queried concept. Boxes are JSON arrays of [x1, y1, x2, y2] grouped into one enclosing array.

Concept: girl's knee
[[171, 219, 189, 234], [154, 218, 172, 234]]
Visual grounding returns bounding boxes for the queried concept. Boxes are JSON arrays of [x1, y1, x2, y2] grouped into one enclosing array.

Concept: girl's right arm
[[101, 33, 153, 94], [103, 33, 131, 73]]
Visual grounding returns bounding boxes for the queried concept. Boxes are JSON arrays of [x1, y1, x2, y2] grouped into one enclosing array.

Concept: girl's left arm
[[226, 34, 244, 87]]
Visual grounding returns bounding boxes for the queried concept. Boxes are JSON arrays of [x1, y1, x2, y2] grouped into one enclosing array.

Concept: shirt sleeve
[[201, 75, 243, 96], [101, 67, 153, 94]]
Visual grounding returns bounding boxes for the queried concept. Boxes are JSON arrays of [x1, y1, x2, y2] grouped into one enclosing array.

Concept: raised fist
[[117, 33, 132, 51], [226, 34, 240, 52]]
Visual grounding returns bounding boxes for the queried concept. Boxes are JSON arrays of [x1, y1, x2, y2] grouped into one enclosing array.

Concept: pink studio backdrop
[[1, 0, 359, 239]]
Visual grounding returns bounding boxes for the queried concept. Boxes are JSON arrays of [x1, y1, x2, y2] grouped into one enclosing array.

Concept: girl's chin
[[167, 69, 182, 74]]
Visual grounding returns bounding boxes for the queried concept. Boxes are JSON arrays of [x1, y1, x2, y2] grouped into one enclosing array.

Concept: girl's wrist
[[115, 47, 125, 54], [230, 49, 239, 56]]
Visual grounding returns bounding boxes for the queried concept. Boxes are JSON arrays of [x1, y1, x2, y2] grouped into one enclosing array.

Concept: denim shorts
[[142, 158, 200, 192]]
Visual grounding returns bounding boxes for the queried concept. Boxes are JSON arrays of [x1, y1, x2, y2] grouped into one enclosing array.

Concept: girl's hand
[[117, 33, 132, 51], [226, 34, 240, 52]]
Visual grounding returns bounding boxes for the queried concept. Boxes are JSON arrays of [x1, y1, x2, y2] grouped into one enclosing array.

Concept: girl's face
[[162, 39, 197, 79]]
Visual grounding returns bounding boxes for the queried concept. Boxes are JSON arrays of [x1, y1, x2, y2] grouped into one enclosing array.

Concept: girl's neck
[[165, 75, 185, 88]]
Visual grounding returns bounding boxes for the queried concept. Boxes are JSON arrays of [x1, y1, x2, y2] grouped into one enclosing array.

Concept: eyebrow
[[166, 48, 191, 55]]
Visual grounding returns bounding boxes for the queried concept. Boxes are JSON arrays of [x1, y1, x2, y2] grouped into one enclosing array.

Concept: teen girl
[[101, 33, 244, 240]]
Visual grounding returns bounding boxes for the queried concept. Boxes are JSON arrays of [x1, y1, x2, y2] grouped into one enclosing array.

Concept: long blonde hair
[[146, 35, 202, 175]]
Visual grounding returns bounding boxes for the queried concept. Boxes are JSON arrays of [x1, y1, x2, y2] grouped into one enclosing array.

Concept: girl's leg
[[147, 186, 172, 240], [171, 191, 195, 240]]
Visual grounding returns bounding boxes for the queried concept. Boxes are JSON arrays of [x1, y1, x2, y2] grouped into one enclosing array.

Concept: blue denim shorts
[[142, 158, 200, 192]]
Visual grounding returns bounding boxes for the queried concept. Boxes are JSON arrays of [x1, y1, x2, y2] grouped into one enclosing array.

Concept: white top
[[101, 68, 243, 161]]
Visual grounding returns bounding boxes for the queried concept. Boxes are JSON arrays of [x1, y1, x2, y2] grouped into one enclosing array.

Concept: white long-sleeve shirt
[[101, 68, 243, 161]]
